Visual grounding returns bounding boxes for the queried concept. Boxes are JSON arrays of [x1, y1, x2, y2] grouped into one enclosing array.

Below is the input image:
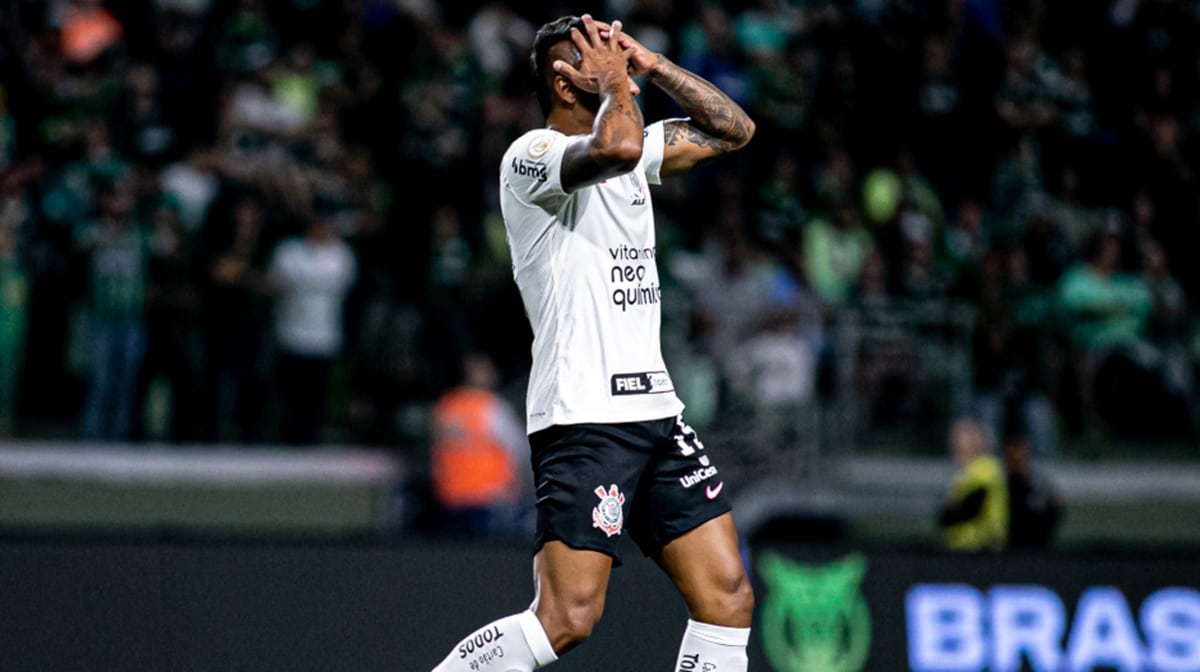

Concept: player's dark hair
[[531, 15, 583, 117]]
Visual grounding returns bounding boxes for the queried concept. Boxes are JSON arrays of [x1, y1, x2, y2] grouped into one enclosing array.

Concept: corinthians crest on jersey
[[592, 484, 626, 537], [625, 171, 646, 206]]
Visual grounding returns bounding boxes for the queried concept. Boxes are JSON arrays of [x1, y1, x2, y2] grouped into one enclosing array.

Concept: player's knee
[[558, 602, 601, 643], [536, 595, 604, 653], [699, 569, 755, 627], [715, 571, 753, 624], [726, 571, 756, 624]]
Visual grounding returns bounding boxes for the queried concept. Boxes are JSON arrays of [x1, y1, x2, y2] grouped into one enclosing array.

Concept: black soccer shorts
[[529, 414, 732, 566]]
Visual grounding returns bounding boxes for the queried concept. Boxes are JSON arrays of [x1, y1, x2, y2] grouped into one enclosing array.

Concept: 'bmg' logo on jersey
[[511, 157, 548, 182]]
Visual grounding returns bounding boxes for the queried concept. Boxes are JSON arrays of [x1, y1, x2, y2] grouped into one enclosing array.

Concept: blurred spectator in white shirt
[[268, 207, 356, 444]]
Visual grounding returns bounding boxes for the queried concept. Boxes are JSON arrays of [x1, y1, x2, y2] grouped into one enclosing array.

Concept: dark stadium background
[[0, 0, 1197, 670]]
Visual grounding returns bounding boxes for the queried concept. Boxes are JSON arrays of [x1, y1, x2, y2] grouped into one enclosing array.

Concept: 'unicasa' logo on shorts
[[758, 552, 872, 672]]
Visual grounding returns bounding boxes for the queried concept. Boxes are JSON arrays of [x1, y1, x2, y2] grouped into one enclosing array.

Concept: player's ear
[[554, 74, 577, 106]]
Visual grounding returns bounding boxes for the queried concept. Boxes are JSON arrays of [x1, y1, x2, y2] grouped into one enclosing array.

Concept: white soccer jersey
[[500, 121, 685, 434]]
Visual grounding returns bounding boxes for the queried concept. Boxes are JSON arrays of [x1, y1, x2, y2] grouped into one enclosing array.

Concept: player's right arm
[[551, 16, 645, 192]]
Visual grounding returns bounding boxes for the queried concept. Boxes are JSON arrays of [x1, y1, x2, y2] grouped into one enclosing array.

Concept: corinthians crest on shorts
[[592, 484, 626, 537]]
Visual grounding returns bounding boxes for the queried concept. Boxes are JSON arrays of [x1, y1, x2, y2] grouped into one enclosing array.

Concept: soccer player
[[429, 14, 756, 672]]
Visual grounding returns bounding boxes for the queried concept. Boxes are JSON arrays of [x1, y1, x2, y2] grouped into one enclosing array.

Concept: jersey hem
[[525, 400, 686, 434]]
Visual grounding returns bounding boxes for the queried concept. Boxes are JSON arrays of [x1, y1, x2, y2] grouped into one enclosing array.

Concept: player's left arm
[[649, 57, 755, 176], [605, 25, 755, 177]]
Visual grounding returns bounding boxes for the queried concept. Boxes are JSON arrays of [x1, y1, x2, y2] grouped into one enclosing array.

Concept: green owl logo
[[757, 552, 872, 672]]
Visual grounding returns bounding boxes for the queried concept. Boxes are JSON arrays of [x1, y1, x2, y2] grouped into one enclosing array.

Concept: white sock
[[431, 610, 557, 672], [674, 619, 750, 672]]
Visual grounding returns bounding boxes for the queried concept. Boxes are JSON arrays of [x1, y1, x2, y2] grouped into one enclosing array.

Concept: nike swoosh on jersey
[[705, 482, 724, 500]]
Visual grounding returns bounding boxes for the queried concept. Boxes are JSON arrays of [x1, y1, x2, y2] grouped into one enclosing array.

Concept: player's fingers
[[553, 59, 593, 91], [580, 14, 602, 45], [568, 26, 592, 53], [607, 20, 624, 50], [552, 59, 581, 82]]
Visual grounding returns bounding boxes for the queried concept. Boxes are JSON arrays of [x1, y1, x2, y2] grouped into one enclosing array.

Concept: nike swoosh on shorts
[[705, 482, 724, 500]]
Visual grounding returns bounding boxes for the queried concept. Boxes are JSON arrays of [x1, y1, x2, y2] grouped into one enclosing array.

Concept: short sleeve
[[501, 130, 568, 208], [642, 121, 665, 186]]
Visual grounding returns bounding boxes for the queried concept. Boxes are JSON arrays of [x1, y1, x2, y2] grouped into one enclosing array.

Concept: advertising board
[[1, 539, 1196, 671], [749, 544, 1200, 672]]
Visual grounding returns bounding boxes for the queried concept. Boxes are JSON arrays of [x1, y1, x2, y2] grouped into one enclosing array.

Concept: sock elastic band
[[517, 609, 558, 667], [685, 619, 752, 647]]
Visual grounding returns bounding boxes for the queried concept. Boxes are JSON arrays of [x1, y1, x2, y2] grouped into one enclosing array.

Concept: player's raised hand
[[595, 20, 658, 78], [552, 15, 636, 95]]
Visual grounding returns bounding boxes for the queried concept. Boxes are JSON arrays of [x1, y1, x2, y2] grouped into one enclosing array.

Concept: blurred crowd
[[1, 0, 1199, 463]]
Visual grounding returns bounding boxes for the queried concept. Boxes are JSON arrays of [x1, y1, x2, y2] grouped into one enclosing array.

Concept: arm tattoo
[[662, 121, 737, 169], [663, 121, 736, 152], [648, 54, 753, 148], [609, 94, 644, 127], [592, 80, 644, 156]]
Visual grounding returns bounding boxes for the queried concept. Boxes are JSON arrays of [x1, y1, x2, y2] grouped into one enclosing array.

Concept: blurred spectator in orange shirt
[[59, 0, 124, 65], [430, 352, 530, 538]]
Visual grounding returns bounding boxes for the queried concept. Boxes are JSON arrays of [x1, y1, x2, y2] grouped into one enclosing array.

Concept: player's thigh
[[658, 512, 754, 626]]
